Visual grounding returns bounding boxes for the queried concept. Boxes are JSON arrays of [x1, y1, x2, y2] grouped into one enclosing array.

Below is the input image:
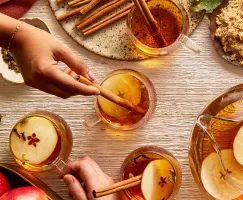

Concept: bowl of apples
[[0, 163, 63, 200]]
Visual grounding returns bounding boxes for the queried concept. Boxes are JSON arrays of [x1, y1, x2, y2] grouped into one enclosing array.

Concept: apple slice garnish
[[10, 116, 58, 165], [0, 186, 48, 200], [201, 149, 243, 200], [233, 125, 243, 166], [0, 172, 10, 197], [98, 74, 142, 117], [141, 159, 175, 200]]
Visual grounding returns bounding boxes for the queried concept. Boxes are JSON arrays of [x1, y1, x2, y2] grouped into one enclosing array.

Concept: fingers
[[54, 44, 96, 82], [37, 83, 73, 99], [63, 175, 88, 200], [45, 66, 100, 96]]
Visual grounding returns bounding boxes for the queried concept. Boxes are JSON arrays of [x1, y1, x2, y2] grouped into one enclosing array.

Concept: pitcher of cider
[[189, 84, 243, 200]]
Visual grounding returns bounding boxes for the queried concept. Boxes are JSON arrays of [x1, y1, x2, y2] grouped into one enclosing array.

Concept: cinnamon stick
[[70, 0, 91, 8], [75, 0, 119, 26], [77, 0, 129, 30], [93, 175, 142, 198], [133, 0, 167, 47], [80, 0, 102, 15], [77, 75, 146, 115], [82, 4, 133, 36], [57, 6, 83, 21]]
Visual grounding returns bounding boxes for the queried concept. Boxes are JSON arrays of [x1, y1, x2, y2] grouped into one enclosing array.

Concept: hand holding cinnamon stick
[[77, 75, 146, 115]]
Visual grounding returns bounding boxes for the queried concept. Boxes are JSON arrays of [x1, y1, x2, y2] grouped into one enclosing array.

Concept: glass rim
[[94, 69, 157, 131]]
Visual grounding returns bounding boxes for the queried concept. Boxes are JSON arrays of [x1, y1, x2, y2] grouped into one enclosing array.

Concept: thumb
[[64, 175, 88, 200], [54, 44, 96, 82]]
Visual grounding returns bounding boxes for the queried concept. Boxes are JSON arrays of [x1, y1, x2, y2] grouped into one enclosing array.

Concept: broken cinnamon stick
[[77, 0, 129, 30], [77, 75, 146, 115], [75, 0, 119, 26], [57, 6, 84, 21], [82, 3, 133, 36]]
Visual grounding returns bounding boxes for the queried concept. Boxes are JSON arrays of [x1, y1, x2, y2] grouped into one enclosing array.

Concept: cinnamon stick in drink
[[77, 75, 146, 115]]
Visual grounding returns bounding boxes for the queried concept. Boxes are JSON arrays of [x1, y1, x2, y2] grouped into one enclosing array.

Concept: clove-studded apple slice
[[141, 159, 175, 200], [233, 125, 243, 166], [201, 149, 243, 200], [10, 116, 59, 165], [98, 74, 142, 117]]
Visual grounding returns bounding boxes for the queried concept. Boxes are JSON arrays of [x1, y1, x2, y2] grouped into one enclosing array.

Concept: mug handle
[[180, 34, 201, 55], [82, 114, 101, 129]]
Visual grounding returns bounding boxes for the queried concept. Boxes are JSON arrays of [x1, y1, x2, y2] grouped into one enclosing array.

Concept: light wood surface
[[1, 0, 243, 200]]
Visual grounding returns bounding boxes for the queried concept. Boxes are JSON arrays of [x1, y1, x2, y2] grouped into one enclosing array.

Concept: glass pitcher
[[189, 84, 243, 199]]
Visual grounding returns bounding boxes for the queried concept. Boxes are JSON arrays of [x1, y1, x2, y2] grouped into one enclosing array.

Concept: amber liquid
[[131, 0, 183, 48], [201, 100, 243, 199], [98, 79, 150, 127], [123, 152, 175, 200]]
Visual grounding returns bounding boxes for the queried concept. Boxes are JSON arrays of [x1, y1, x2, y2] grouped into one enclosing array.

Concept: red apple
[[0, 186, 48, 200], [0, 172, 10, 197]]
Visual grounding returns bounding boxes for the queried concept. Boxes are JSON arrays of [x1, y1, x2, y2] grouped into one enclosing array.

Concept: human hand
[[10, 22, 100, 98], [60, 156, 121, 200]]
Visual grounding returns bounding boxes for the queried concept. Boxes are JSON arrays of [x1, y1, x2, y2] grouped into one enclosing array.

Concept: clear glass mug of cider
[[9, 111, 73, 172], [127, 0, 201, 56], [83, 69, 157, 131], [120, 146, 182, 200], [189, 84, 243, 199]]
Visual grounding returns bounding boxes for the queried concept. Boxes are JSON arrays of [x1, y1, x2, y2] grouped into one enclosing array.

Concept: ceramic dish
[[210, 0, 241, 67], [48, 0, 205, 60], [0, 163, 63, 200], [0, 18, 51, 84]]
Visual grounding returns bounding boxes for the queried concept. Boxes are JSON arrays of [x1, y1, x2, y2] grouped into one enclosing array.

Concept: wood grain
[[1, 0, 243, 200]]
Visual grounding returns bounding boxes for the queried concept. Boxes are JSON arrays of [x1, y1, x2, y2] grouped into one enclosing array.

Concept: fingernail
[[64, 175, 74, 186], [88, 70, 96, 81], [95, 91, 100, 95]]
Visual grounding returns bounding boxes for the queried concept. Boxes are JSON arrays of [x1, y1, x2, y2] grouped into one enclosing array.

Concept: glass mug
[[120, 146, 182, 200], [189, 84, 243, 199], [127, 0, 201, 56], [83, 69, 157, 131], [9, 111, 73, 172]]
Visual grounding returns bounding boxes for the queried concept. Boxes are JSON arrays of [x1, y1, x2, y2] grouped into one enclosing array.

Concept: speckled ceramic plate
[[210, 0, 241, 67], [48, 0, 205, 60]]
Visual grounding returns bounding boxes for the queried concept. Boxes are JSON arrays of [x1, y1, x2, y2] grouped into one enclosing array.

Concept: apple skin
[[0, 186, 48, 200], [0, 172, 11, 197]]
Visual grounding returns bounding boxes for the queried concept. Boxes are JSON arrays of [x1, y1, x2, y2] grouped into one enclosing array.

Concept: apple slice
[[201, 149, 243, 200], [98, 74, 142, 117], [233, 125, 243, 166], [10, 116, 58, 165], [141, 159, 175, 200], [0, 186, 48, 200], [0, 172, 10, 197]]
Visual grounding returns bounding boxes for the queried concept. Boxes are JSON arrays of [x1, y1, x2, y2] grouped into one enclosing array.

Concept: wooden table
[[1, 0, 243, 199]]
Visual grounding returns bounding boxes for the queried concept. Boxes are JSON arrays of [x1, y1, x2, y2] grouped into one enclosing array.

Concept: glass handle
[[82, 114, 101, 129], [180, 35, 201, 55], [53, 159, 68, 174]]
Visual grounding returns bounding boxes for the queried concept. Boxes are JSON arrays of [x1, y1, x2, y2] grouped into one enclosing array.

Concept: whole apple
[[0, 186, 48, 200], [0, 172, 10, 197]]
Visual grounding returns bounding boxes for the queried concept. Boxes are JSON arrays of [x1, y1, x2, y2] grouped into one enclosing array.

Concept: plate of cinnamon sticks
[[48, 0, 205, 60]]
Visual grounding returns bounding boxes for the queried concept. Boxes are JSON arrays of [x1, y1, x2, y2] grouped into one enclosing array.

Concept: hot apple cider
[[120, 146, 182, 200], [97, 73, 150, 127], [9, 111, 72, 172]]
